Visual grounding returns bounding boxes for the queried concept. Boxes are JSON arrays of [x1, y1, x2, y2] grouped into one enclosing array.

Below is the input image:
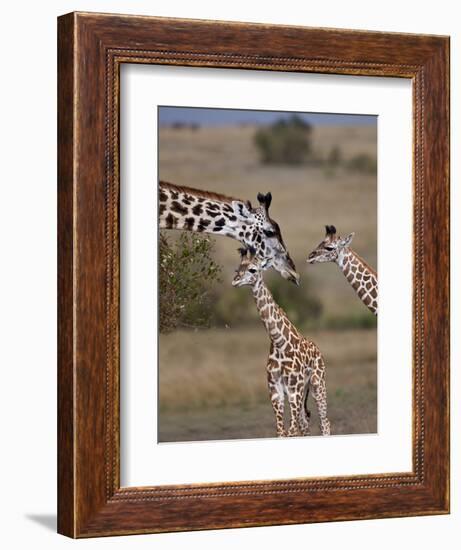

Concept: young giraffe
[[159, 180, 299, 284], [307, 225, 378, 315], [232, 248, 331, 437]]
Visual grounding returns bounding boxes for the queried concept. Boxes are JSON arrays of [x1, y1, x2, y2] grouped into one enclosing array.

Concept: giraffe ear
[[231, 200, 256, 223], [339, 232, 355, 247]]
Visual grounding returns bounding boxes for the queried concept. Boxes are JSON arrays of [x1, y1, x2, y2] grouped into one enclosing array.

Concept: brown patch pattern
[[338, 250, 378, 315]]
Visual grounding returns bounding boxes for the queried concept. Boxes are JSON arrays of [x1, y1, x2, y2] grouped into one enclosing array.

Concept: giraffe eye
[[263, 229, 276, 238], [248, 268, 257, 274], [325, 246, 334, 251]]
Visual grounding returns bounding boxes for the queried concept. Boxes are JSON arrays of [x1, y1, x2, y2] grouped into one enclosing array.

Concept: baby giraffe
[[232, 248, 330, 437]]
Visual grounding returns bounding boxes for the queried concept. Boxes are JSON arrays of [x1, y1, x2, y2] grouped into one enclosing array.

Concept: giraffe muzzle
[[282, 268, 300, 286], [306, 252, 325, 264]]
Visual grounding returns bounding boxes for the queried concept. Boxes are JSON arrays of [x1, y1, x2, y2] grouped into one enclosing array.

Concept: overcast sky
[[158, 106, 376, 127]]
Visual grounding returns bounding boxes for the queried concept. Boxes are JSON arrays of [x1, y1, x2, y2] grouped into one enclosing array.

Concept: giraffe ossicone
[[306, 225, 378, 315], [159, 180, 299, 284], [233, 247, 331, 437]]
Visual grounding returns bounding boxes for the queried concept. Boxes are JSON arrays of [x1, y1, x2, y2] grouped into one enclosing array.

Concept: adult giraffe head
[[159, 181, 299, 284], [306, 225, 355, 264], [233, 191, 299, 284]]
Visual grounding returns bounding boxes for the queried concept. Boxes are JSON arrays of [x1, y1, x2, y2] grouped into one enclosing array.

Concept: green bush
[[254, 115, 313, 164], [347, 153, 377, 174], [159, 232, 222, 333], [322, 311, 377, 330]]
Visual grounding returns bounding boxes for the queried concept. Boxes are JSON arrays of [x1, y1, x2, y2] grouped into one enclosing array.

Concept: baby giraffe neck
[[251, 277, 290, 346], [337, 247, 378, 315]]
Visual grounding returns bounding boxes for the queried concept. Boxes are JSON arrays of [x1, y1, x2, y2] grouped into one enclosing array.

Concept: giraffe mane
[[160, 180, 242, 204]]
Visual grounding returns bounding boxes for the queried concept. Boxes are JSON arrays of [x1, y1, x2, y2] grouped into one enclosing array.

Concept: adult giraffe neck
[[158, 180, 300, 285], [159, 180, 240, 238]]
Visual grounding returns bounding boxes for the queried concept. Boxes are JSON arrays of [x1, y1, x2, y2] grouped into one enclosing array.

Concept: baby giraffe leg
[[299, 409, 310, 436], [286, 382, 303, 437], [267, 367, 286, 437], [311, 375, 331, 436], [299, 385, 311, 436]]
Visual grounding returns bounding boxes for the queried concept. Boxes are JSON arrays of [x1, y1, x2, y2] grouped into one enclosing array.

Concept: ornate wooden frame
[[57, 12, 450, 538]]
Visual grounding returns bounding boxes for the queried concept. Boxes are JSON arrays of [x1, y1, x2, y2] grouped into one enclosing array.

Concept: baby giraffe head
[[232, 247, 262, 288], [306, 225, 355, 264]]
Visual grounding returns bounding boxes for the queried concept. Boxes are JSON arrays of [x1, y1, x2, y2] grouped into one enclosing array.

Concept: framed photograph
[[58, 12, 450, 537]]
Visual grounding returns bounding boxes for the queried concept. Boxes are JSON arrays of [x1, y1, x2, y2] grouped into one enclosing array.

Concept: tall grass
[[158, 327, 377, 413]]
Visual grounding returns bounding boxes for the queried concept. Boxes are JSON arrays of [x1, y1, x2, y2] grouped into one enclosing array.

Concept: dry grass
[[159, 326, 376, 441]]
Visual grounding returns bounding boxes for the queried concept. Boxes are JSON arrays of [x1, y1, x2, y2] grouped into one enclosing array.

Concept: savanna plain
[[158, 122, 377, 442]]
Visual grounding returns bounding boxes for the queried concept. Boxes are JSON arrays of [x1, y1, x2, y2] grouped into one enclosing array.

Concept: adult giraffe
[[159, 180, 299, 284], [306, 225, 378, 315]]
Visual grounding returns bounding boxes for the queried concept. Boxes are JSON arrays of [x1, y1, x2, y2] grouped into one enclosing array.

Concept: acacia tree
[[254, 115, 313, 164], [159, 232, 222, 333]]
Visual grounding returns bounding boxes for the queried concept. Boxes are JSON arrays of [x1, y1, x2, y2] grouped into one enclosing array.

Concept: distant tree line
[[254, 115, 377, 174], [169, 122, 200, 131]]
